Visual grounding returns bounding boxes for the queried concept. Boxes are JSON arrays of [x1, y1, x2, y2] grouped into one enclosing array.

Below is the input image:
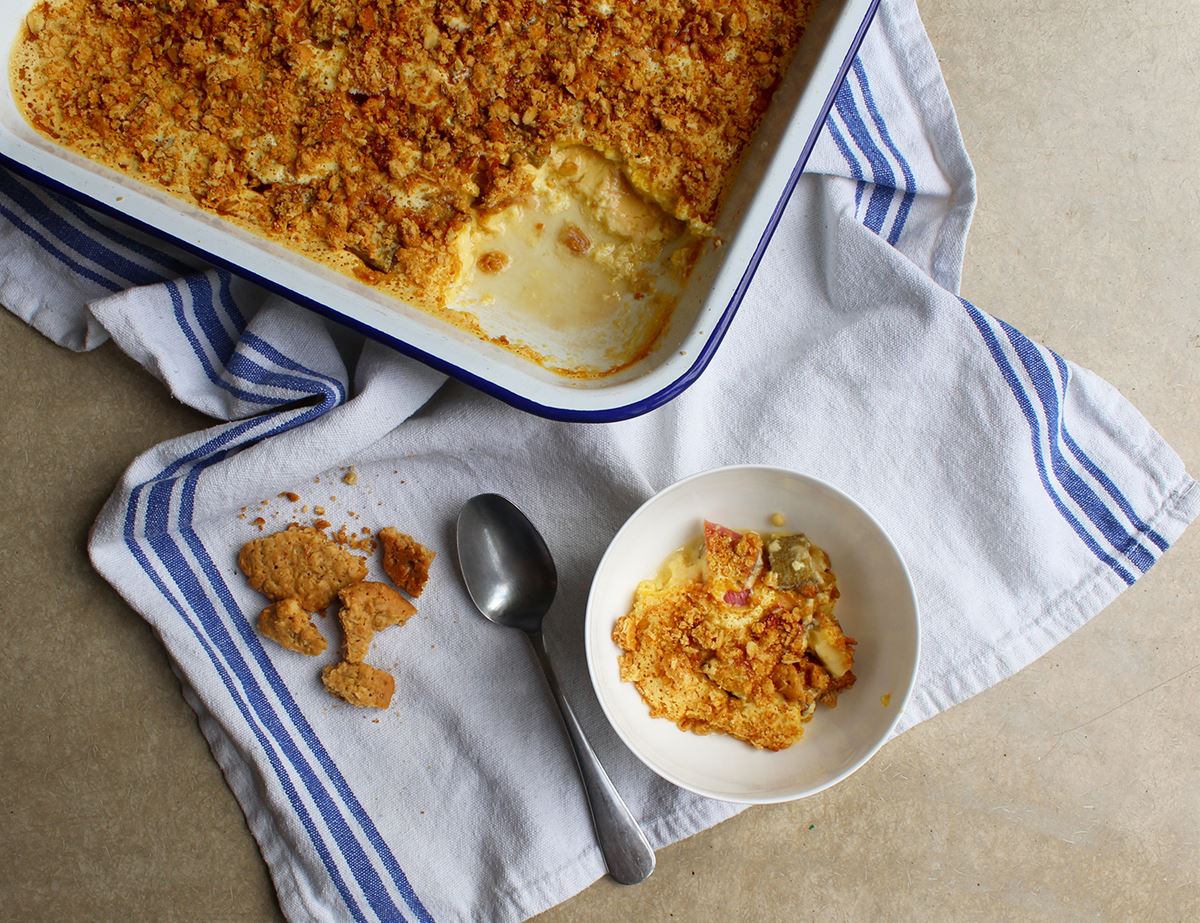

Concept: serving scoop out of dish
[[456, 493, 655, 885]]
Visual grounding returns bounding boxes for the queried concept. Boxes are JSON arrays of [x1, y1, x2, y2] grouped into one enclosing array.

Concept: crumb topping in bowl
[[612, 520, 856, 751]]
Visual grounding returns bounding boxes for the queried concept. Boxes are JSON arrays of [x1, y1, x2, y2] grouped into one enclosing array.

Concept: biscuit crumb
[[559, 223, 592, 255], [337, 581, 416, 662], [322, 661, 394, 709], [280, 491, 301, 502], [342, 468, 358, 486], [314, 506, 326, 516], [258, 598, 327, 656], [477, 250, 510, 273], [378, 528, 437, 598], [238, 526, 367, 611], [252, 516, 266, 530], [313, 519, 332, 530], [331, 525, 376, 552]]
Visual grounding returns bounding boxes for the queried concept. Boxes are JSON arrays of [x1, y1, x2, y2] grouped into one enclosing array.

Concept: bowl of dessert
[[585, 465, 920, 803]]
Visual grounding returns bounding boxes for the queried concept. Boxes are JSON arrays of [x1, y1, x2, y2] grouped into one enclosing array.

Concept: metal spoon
[[456, 493, 656, 885]]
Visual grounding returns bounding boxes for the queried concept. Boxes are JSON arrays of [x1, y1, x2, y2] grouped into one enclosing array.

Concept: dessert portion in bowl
[[613, 519, 856, 751]]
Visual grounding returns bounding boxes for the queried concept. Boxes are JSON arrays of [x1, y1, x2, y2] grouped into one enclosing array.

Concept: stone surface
[[2, 2, 1198, 920]]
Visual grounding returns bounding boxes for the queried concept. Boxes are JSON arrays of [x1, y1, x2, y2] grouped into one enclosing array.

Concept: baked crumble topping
[[613, 520, 855, 751], [13, 0, 814, 371]]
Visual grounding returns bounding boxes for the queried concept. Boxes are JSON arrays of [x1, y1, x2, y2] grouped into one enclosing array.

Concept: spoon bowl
[[457, 494, 557, 633]]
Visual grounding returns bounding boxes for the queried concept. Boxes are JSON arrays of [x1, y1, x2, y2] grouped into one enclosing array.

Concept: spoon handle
[[528, 630, 656, 885]]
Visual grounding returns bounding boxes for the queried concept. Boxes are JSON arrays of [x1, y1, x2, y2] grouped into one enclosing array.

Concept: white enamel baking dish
[[1, 0, 879, 421]]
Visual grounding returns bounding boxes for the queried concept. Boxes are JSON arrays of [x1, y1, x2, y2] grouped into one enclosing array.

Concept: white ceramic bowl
[[585, 465, 920, 803]]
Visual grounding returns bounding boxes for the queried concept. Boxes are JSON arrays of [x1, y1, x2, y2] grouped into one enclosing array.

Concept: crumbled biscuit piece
[[238, 525, 367, 611], [336, 581, 416, 663], [258, 598, 327, 656], [378, 528, 437, 598], [477, 250, 510, 273], [559, 223, 591, 255], [332, 525, 375, 552], [321, 661, 394, 709], [342, 467, 358, 486], [279, 491, 300, 502]]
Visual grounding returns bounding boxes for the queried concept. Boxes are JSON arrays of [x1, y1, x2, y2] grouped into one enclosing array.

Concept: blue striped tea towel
[[2, 2, 1196, 920]]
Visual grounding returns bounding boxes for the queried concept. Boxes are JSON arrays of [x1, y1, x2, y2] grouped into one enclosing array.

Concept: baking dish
[[0, 0, 880, 422]]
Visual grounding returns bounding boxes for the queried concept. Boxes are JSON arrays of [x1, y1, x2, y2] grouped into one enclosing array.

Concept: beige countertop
[[2, 1, 1198, 919]]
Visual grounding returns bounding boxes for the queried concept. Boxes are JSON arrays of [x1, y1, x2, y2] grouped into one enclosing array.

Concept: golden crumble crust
[[336, 580, 416, 662], [13, 0, 813, 313], [238, 525, 368, 611], [258, 597, 328, 656], [612, 523, 855, 751]]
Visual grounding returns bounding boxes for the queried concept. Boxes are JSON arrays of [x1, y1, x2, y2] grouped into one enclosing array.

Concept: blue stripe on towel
[[996, 318, 1157, 572], [4, 178, 169, 287], [166, 480, 420, 922], [961, 299, 1136, 585], [833, 79, 896, 236], [244, 330, 349, 405], [207, 270, 349, 404], [824, 114, 868, 211], [166, 280, 283, 406], [34, 179, 194, 277], [177, 467, 433, 922], [852, 59, 917, 244], [180, 276, 346, 403], [0, 201, 122, 292], [1051, 354, 1169, 550], [175, 285, 426, 920], [132, 302, 431, 919], [123, 410, 375, 922], [124, 399, 432, 920], [185, 273, 241, 363], [121, 470, 372, 923], [215, 269, 250, 328]]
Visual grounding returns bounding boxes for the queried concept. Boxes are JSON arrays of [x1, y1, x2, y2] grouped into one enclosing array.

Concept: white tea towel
[[3, 2, 1197, 921]]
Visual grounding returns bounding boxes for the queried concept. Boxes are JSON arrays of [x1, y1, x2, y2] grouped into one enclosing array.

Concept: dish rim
[[584, 463, 922, 803], [0, 0, 881, 423]]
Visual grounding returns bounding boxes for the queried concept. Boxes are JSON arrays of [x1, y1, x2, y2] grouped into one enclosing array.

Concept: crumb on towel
[[322, 661, 395, 709], [258, 598, 327, 656], [378, 527, 436, 598]]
